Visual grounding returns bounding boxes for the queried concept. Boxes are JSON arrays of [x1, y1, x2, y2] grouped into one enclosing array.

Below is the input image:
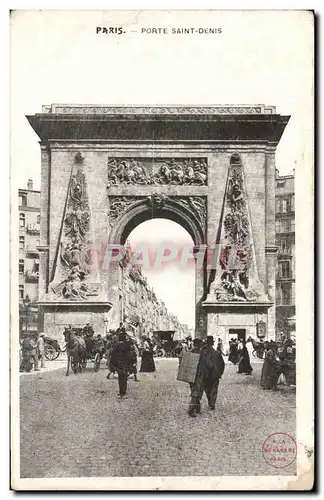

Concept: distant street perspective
[[20, 357, 296, 478]]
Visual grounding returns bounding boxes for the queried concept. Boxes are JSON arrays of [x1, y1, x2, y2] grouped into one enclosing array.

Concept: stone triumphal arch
[[27, 104, 289, 343]]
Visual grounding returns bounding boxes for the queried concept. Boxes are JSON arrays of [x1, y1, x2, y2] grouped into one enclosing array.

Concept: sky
[[10, 10, 313, 328]]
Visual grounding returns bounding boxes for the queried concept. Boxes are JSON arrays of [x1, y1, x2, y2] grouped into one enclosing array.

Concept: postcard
[[10, 9, 314, 491]]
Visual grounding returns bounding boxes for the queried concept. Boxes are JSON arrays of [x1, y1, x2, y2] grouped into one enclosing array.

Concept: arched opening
[[110, 217, 197, 341], [106, 196, 207, 338]]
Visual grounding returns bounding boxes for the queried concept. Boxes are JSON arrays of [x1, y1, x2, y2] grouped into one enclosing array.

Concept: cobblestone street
[[20, 358, 296, 478]]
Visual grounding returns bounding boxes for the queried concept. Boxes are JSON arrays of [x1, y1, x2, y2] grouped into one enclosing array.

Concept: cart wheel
[[44, 345, 57, 361], [53, 349, 60, 360], [94, 353, 100, 372]]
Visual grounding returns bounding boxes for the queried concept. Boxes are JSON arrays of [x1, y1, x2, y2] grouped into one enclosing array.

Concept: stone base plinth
[[38, 301, 113, 341], [202, 300, 274, 352]]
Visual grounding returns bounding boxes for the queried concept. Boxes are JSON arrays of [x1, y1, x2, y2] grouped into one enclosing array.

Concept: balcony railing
[[25, 270, 39, 282]]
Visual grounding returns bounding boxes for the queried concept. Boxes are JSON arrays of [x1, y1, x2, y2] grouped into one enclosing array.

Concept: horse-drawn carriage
[[63, 326, 105, 375], [152, 331, 180, 358]]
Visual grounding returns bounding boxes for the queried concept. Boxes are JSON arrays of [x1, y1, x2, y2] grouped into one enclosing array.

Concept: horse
[[171, 165, 185, 184], [63, 327, 87, 376]]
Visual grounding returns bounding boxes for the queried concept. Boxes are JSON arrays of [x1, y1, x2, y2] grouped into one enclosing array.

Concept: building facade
[[18, 180, 40, 333], [275, 170, 295, 337]]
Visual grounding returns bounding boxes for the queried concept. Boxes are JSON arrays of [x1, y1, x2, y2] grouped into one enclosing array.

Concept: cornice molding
[[42, 104, 276, 115]]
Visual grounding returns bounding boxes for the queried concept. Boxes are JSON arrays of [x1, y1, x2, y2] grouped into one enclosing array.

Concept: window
[[19, 213, 25, 228], [276, 199, 281, 213], [282, 199, 287, 213], [33, 262, 39, 273], [19, 259, 24, 274], [19, 236, 25, 250], [19, 285, 24, 299], [279, 261, 291, 279], [281, 220, 291, 232], [281, 284, 292, 305], [19, 195, 26, 206], [278, 239, 291, 254], [37, 214, 40, 224], [286, 197, 292, 212]]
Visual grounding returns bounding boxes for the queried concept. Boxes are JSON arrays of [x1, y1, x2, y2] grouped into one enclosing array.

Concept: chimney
[[27, 179, 33, 191]]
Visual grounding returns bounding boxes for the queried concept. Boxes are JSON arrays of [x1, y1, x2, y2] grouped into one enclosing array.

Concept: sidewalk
[[20, 357, 67, 376]]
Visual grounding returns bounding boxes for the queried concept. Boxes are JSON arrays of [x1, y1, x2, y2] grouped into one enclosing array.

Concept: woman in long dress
[[228, 340, 239, 364], [260, 341, 280, 390], [237, 341, 253, 375], [140, 336, 156, 373]]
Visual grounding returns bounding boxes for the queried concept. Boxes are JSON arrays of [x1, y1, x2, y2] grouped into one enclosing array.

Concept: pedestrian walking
[[188, 335, 225, 417], [237, 340, 253, 375], [217, 337, 225, 356], [228, 339, 239, 364], [276, 338, 296, 386], [106, 332, 118, 379], [127, 340, 139, 382], [140, 336, 156, 373], [260, 341, 280, 390], [20, 335, 37, 372], [109, 330, 134, 397], [174, 341, 184, 364], [37, 332, 46, 369], [22, 333, 39, 371]]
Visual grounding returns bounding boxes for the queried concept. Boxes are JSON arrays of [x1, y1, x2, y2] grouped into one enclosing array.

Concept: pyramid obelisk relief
[[207, 153, 268, 303], [48, 152, 102, 301]]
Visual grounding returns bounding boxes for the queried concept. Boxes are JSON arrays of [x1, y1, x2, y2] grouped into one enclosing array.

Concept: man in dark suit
[[110, 330, 134, 397], [188, 335, 225, 417]]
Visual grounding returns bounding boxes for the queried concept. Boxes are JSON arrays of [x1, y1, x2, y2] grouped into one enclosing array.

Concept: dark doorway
[[229, 328, 246, 343]]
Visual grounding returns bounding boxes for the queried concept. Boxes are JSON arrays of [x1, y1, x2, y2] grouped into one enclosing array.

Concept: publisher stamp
[[262, 433, 297, 468]]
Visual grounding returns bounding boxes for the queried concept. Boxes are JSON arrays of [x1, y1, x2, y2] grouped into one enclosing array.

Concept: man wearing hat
[[188, 335, 225, 417], [37, 332, 46, 369]]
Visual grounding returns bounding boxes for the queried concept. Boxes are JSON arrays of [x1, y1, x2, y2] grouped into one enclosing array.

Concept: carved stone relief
[[175, 196, 207, 229], [52, 105, 265, 115], [108, 194, 207, 230], [50, 168, 99, 300], [208, 154, 267, 303], [108, 196, 146, 226], [107, 157, 208, 186]]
